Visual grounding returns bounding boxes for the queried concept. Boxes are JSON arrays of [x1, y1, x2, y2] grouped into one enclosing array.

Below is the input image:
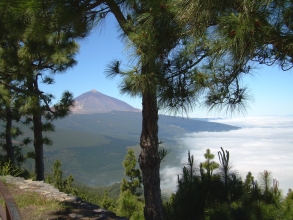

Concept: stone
[[18, 185, 31, 190], [69, 213, 77, 218], [3, 176, 129, 220], [40, 191, 51, 195], [93, 208, 106, 213]]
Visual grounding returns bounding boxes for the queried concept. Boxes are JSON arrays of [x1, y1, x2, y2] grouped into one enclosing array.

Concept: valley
[[20, 111, 240, 186]]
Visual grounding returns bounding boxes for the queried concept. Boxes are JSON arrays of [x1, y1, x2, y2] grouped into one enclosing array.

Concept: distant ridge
[[71, 89, 141, 114]]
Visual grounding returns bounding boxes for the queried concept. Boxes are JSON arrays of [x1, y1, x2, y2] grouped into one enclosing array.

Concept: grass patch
[[15, 191, 60, 209], [0, 184, 70, 220]]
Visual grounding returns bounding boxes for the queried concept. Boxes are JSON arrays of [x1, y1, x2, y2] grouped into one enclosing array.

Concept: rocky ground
[[1, 176, 128, 220]]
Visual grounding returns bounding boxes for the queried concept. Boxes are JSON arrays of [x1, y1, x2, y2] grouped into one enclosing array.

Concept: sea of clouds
[[160, 116, 293, 195]]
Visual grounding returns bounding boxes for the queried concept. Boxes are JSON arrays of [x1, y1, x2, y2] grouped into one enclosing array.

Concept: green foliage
[[0, 160, 22, 177], [115, 190, 144, 220], [46, 160, 76, 195], [158, 147, 169, 163], [201, 148, 219, 178], [115, 149, 144, 219], [283, 189, 293, 218], [0, 88, 28, 167], [172, 0, 293, 114], [165, 148, 286, 220], [101, 190, 116, 210], [0, 0, 97, 180], [0, 137, 27, 167], [72, 184, 103, 205], [0, 86, 9, 103], [121, 149, 142, 195]]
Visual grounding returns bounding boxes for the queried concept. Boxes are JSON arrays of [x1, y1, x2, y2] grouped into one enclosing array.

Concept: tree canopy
[[0, 0, 97, 180], [173, 0, 293, 113]]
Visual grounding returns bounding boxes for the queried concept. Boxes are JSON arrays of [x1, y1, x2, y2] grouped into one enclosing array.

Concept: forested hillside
[[15, 111, 239, 186]]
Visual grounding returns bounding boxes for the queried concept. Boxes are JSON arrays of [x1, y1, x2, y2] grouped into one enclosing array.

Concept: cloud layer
[[160, 116, 293, 195]]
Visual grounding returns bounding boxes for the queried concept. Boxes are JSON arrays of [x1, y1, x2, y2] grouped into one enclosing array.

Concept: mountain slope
[[71, 89, 141, 114], [53, 111, 239, 139]]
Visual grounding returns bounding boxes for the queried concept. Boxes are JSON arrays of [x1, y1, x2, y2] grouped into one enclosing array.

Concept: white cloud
[[161, 116, 293, 195], [160, 166, 181, 194], [210, 116, 293, 128]]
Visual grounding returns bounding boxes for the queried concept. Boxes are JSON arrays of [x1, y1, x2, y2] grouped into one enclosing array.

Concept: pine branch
[[105, 0, 130, 34], [165, 53, 208, 79], [0, 81, 43, 97]]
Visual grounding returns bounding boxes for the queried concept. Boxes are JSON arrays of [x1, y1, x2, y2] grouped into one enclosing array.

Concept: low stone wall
[[3, 175, 128, 220]]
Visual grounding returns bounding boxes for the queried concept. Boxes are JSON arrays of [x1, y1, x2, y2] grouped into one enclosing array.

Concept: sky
[[40, 14, 293, 118]]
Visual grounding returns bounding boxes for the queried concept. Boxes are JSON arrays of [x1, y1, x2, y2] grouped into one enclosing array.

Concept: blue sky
[[41, 14, 293, 118]]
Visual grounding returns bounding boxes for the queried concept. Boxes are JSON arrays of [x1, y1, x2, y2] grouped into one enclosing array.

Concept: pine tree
[[218, 147, 231, 187], [0, 4, 25, 165], [0, 88, 15, 164], [0, 1, 96, 180], [0, 67, 31, 167], [121, 149, 142, 195], [116, 149, 144, 219], [81, 1, 164, 218], [201, 148, 219, 179], [101, 190, 116, 211], [116, 190, 145, 220], [47, 160, 76, 195], [87, 1, 235, 218], [102, 1, 190, 218]]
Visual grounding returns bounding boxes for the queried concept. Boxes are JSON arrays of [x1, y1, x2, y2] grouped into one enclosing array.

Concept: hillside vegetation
[[8, 111, 239, 186]]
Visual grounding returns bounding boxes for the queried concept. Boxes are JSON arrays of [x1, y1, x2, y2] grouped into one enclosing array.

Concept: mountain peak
[[71, 90, 141, 114]]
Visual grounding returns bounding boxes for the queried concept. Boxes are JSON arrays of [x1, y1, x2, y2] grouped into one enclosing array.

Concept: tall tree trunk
[[139, 89, 163, 220], [28, 79, 44, 181], [5, 106, 15, 164], [33, 112, 44, 180]]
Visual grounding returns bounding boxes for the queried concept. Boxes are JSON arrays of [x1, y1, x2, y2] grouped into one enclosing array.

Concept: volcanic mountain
[[71, 89, 141, 114]]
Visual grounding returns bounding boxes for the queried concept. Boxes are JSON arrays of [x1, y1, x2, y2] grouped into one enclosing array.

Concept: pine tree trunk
[[33, 113, 44, 180], [28, 79, 44, 181], [139, 89, 163, 220], [5, 106, 15, 164]]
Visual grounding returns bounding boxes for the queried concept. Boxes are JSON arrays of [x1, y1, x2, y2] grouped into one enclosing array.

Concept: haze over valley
[[17, 90, 292, 194]]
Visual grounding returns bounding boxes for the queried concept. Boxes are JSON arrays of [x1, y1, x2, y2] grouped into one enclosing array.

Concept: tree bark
[[33, 112, 44, 181], [139, 89, 163, 220], [5, 106, 15, 164], [28, 80, 44, 181]]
